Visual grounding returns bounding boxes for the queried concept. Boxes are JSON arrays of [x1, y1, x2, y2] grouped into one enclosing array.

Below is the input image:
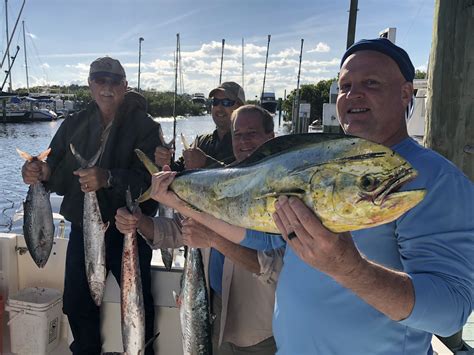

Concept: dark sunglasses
[[93, 77, 123, 86], [212, 98, 236, 107]]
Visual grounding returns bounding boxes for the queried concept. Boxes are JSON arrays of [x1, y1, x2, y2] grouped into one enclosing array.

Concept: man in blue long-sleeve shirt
[[148, 38, 474, 354]]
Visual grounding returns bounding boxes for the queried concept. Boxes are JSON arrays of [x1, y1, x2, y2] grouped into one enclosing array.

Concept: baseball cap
[[340, 38, 415, 82], [209, 81, 245, 105], [89, 56, 126, 81]]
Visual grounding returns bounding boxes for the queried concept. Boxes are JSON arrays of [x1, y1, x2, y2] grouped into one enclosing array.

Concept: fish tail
[[135, 149, 160, 175], [16, 148, 33, 162]]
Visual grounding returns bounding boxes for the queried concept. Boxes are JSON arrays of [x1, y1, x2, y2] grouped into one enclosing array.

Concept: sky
[[1, 0, 435, 100]]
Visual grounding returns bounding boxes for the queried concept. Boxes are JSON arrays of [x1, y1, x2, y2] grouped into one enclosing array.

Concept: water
[[0, 115, 216, 233]]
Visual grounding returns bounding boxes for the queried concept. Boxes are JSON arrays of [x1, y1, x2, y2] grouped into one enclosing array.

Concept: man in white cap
[[21, 56, 162, 354]]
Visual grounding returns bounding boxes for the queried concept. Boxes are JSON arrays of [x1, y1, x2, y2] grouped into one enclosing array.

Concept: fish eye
[[359, 175, 378, 191]]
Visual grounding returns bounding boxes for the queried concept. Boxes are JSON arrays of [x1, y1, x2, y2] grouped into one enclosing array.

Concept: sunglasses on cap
[[212, 98, 236, 107], [92, 77, 124, 86]]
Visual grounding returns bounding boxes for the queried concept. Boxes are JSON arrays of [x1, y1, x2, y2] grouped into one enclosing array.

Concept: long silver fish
[[136, 133, 426, 234], [121, 188, 145, 355], [17, 148, 55, 268], [179, 247, 212, 355], [70, 144, 108, 306], [158, 204, 175, 270]]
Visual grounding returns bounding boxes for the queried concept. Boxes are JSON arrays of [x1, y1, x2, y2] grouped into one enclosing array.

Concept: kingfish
[[179, 247, 212, 355], [70, 144, 108, 306], [136, 133, 426, 233], [17, 148, 55, 268], [121, 188, 145, 355]]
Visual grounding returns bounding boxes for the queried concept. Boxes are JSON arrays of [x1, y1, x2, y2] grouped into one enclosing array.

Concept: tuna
[[121, 188, 145, 355], [179, 247, 212, 355], [70, 144, 108, 306], [136, 133, 426, 234], [17, 148, 55, 268]]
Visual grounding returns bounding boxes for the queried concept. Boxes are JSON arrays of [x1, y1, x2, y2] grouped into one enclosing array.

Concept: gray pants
[[212, 293, 277, 355]]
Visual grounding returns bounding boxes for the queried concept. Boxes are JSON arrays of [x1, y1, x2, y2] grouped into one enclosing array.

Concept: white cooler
[[6, 287, 62, 354]]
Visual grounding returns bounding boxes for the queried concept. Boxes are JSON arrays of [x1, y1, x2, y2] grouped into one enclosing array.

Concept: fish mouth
[[365, 164, 419, 206]]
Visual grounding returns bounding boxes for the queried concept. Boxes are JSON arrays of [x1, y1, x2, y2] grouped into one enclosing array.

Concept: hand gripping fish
[[17, 148, 55, 268], [136, 133, 426, 233], [70, 144, 108, 306], [120, 188, 145, 355]]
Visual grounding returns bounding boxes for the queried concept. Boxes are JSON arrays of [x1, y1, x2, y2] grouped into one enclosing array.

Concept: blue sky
[[1, 0, 434, 100]]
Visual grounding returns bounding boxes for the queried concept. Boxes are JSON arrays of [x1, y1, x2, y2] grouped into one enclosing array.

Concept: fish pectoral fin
[[255, 188, 306, 200], [214, 172, 260, 200], [103, 221, 110, 233]]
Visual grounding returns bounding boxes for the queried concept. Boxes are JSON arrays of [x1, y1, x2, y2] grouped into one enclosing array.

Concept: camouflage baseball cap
[[209, 81, 245, 105], [89, 56, 126, 80]]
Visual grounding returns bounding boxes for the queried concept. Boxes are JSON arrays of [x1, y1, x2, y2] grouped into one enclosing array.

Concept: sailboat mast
[[22, 20, 29, 93], [261, 34, 271, 100], [172, 33, 180, 159], [241, 37, 244, 90], [219, 39, 225, 84], [5, 0, 12, 91]]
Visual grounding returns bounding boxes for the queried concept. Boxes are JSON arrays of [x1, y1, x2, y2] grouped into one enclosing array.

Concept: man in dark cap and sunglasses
[[21, 56, 162, 354], [154, 81, 245, 170], [149, 38, 474, 354]]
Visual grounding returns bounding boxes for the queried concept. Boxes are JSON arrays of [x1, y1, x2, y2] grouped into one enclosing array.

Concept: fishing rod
[[293, 38, 304, 134], [261, 34, 271, 102], [172, 33, 180, 160], [219, 39, 225, 84]]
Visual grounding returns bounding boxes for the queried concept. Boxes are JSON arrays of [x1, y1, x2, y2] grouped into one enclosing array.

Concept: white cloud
[[307, 42, 331, 53]]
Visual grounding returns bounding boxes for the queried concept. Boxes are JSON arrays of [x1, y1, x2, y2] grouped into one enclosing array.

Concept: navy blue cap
[[340, 38, 415, 82]]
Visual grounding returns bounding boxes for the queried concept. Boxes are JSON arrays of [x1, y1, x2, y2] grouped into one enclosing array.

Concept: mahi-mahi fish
[[120, 188, 145, 355], [17, 148, 55, 268], [70, 144, 108, 306], [136, 133, 426, 234], [178, 247, 212, 355]]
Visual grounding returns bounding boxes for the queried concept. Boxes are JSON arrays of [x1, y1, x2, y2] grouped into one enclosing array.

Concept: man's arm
[[149, 169, 247, 244], [182, 218, 260, 274]]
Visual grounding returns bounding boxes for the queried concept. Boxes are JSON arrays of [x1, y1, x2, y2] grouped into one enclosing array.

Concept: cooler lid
[[7, 287, 62, 310]]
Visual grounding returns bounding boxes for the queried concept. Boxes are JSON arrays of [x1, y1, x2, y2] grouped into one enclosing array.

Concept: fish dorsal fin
[[233, 133, 348, 168]]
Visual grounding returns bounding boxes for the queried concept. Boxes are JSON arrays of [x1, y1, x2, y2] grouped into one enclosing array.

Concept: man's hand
[[272, 196, 363, 279], [115, 206, 142, 235], [73, 166, 109, 193], [183, 148, 207, 170], [155, 146, 173, 168], [181, 218, 213, 248], [149, 165, 183, 210], [21, 160, 50, 185]]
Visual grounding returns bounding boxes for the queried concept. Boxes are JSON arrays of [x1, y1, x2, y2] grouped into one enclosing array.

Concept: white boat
[[0, 194, 185, 354]]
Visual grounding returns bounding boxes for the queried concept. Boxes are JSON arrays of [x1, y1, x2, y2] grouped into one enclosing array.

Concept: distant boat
[[1, 93, 58, 123], [191, 93, 207, 105], [260, 92, 278, 114]]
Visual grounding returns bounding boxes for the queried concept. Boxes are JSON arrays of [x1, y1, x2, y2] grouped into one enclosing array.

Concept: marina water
[[0, 115, 215, 233]]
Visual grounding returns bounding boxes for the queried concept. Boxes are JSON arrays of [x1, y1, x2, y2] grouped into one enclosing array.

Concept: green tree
[[415, 70, 427, 79], [282, 79, 336, 122]]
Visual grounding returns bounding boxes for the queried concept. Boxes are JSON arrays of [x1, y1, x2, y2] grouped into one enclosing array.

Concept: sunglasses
[[93, 77, 123, 86], [212, 98, 236, 107]]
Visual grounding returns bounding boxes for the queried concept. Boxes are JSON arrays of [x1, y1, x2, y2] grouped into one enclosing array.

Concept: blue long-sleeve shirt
[[241, 137, 474, 355]]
